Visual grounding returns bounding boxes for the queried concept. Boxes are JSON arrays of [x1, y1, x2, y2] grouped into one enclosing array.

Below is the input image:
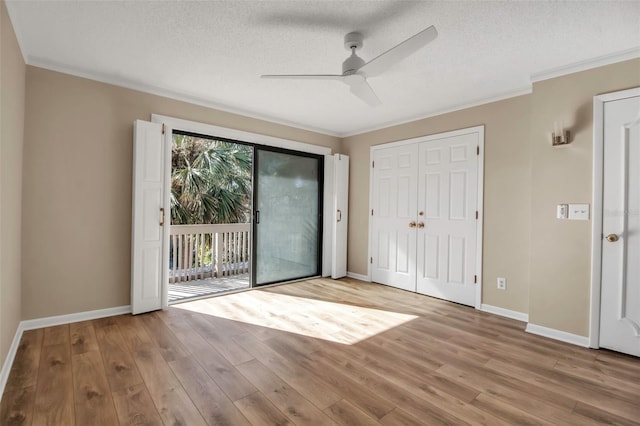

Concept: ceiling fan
[[261, 25, 438, 107]]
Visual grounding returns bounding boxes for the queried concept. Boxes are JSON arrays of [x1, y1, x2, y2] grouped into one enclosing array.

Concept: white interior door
[[416, 134, 479, 306], [599, 93, 640, 356], [332, 154, 349, 279], [131, 120, 167, 314], [370, 145, 418, 291]]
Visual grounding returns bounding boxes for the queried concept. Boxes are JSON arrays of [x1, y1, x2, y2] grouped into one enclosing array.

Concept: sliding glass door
[[253, 147, 323, 286]]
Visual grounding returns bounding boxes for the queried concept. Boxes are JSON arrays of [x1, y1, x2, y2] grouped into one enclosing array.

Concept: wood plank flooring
[[2, 278, 639, 425]]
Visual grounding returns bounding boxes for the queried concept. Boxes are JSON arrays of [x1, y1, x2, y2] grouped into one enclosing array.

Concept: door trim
[[589, 87, 640, 348], [368, 125, 485, 309]]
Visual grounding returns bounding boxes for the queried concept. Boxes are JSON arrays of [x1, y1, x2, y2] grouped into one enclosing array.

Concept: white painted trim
[[161, 122, 173, 310], [26, 56, 340, 137], [151, 115, 331, 156], [531, 47, 640, 83], [26, 53, 529, 140], [322, 155, 335, 278], [22, 47, 640, 139], [350, 47, 639, 137], [21, 305, 131, 331], [591, 93, 605, 349], [589, 87, 640, 349], [346, 271, 370, 282], [3, 2, 28, 61], [370, 125, 485, 151], [0, 326, 25, 398], [480, 304, 528, 322], [343, 87, 531, 138], [525, 323, 590, 348], [16, 42, 637, 140], [0, 305, 131, 397], [475, 127, 485, 310], [368, 125, 484, 308], [367, 147, 374, 283]]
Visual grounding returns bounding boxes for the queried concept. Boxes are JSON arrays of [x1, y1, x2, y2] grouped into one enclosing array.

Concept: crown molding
[[24, 45, 640, 140], [531, 47, 640, 83], [340, 86, 532, 138], [26, 57, 341, 138]]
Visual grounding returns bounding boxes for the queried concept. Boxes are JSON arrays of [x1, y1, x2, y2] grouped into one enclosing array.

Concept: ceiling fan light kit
[[261, 26, 438, 107]]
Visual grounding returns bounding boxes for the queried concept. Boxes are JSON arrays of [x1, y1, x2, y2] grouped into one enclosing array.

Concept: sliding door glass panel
[[254, 148, 322, 286]]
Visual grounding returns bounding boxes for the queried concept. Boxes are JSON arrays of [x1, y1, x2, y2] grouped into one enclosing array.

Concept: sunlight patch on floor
[[173, 289, 418, 344]]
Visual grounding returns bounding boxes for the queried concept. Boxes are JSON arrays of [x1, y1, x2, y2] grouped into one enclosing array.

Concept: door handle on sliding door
[[255, 210, 260, 224], [337, 209, 342, 222]]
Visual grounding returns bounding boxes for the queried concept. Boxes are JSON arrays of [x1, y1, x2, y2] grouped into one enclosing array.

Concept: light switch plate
[[557, 204, 568, 219], [568, 203, 589, 220]]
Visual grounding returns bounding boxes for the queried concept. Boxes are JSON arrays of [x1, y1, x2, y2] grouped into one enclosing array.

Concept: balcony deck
[[168, 273, 250, 303], [168, 222, 251, 303]]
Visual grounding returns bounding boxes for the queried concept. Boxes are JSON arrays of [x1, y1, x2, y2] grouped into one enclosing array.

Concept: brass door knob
[[417, 222, 425, 228], [409, 221, 417, 228], [606, 234, 619, 242]]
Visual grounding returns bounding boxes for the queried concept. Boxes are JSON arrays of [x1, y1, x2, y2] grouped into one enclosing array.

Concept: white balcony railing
[[169, 223, 250, 283]]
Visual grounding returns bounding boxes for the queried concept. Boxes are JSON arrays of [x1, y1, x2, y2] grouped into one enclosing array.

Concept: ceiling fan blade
[[349, 79, 381, 107], [261, 74, 344, 80], [359, 25, 437, 78]]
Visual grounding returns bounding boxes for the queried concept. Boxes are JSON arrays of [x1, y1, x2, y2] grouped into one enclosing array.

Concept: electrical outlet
[[497, 277, 506, 290]]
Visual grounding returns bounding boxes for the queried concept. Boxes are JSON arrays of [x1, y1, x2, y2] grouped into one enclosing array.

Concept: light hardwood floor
[[2, 278, 639, 425]]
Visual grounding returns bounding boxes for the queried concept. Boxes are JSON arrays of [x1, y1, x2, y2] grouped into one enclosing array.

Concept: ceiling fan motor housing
[[343, 53, 365, 75]]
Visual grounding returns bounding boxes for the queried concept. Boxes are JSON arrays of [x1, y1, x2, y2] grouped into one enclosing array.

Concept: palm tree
[[171, 134, 252, 225]]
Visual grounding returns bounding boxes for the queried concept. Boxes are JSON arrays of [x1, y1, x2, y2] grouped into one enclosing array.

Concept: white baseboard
[[0, 305, 131, 398], [525, 323, 590, 347], [480, 304, 529, 322], [0, 324, 25, 400], [346, 271, 370, 282], [20, 305, 131, 331]]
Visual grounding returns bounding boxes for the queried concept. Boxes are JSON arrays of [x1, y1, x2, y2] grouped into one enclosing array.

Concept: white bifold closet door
[[371, 128, 481, 307], [415, 133, 479, 306], [370, 145, 419, 291]]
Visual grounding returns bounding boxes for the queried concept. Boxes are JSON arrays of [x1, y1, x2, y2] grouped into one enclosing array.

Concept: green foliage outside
[[171, 133, 252, 225]]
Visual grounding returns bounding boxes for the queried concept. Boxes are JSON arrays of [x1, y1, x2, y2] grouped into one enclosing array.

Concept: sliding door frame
[[252, 145, 324, 286], [151, 114, 332, 305]]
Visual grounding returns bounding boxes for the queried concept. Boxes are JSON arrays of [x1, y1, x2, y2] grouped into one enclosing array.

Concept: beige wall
[[22, 67, 341, 319], [343, 59, 640, 336], [1, 0, 26, 366], [529, 59, 640, 336], [342, 95, 532, 315]]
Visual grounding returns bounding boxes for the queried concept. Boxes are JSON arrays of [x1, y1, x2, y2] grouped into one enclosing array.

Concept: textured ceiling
[[6, 1, 640, 136]]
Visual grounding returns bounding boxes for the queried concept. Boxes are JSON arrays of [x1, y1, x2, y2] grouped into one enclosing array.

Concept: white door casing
[[595, 89, 640, 356], [416, 133, 479, 306], [131, 120, 167, 314], [369, 126, 483, 307], [332, 154, 349, 279], [370, 145, 419, 291]]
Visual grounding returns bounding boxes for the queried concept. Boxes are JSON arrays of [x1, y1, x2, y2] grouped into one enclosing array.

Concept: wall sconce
[[552, 121, 570, 146]]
